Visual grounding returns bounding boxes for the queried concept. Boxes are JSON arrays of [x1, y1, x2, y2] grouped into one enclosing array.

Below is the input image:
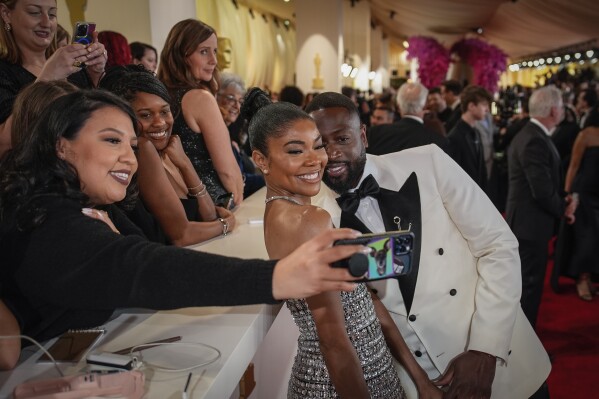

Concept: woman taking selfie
[[243, 88, 441, 398], [158, 19, 244, 206], [101, 65, 236, 246], [0, 0, 106, 156], [0, 90, 365, 343]]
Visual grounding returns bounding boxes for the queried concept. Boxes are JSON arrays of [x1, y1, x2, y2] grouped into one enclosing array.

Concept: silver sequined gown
[[286, 283, 405, 398]]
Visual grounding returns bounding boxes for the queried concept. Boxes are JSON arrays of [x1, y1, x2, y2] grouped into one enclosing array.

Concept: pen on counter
[[182, 372, 192, 399], [112, 335, 182, 355]]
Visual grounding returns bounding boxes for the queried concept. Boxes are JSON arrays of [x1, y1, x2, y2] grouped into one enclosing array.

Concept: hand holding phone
[[333, 231, 414, 282]]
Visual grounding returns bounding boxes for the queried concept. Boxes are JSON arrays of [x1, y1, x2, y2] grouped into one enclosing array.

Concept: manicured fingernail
[[360, 246, 372, 254], [82, 208, 93, 215]]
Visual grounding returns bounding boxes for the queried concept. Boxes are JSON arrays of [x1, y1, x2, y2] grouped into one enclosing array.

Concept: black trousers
[[518, 238, 549, 329]]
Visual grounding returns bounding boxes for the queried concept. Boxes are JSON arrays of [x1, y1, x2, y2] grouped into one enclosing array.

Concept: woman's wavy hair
[[0, 90, 140, 230], [157, 19, 219, 96], [0, 0, 58, 63], [240, 87, 313, 157]]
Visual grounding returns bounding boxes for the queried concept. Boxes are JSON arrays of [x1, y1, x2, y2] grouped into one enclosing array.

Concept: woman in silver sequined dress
[[243, 88, 442, 399]]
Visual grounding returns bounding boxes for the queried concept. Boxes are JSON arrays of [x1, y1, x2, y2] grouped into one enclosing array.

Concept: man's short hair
[[442, 80, 462, 95], [397, 82, 428, 115], [460, 85, 492, 113], [305, 91, 360, 121], [279, 85, 304, 107], [528, 85, 562, 118], [581, 88, 598, 108]]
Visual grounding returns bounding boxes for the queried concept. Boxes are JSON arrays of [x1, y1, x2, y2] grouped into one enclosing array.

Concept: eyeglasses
[[220, 94, 244, 107]]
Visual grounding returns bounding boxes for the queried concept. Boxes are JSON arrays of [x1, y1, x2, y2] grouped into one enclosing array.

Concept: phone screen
[[72, 22, 96, 45], [333, 231, 414, 282]]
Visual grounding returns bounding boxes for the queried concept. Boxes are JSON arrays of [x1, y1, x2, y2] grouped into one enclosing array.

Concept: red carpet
[[536, 260, 599, 399]]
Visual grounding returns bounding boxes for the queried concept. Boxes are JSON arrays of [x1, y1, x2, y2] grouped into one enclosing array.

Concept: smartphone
[[72, 21, 96, 45], [333, 231, 414, 282], [38, 328, 105, 363], [216, 192, 234, 210]]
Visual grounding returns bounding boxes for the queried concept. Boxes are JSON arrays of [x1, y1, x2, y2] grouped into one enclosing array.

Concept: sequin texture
[[173, 88, 228, 202], [286, 284, 405, 398]]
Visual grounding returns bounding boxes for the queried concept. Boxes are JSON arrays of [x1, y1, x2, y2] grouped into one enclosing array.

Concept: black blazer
[[447, 119, 487, 191], [505, 121, 565, 241], [444, 106, 462, 132], [366, 117, 449, 155]]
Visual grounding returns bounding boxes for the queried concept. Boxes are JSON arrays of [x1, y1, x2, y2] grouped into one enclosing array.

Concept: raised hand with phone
[[38, 21, 106, 86]]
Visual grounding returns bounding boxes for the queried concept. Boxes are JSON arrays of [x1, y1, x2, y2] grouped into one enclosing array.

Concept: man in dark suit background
[[367, 82, 448, 155], [441, 79, 463, 131], [506, 85, 567, 329], [427, 86, 452, 123], [447, 85, 493, 192]]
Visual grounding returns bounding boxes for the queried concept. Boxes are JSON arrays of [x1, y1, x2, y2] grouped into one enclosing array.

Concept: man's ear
[[252, 150, 268, 174], [360, 123, 368, 148]]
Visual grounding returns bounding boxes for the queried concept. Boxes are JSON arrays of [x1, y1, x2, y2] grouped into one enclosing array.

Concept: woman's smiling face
[[131, 91, 174, 151], [57, 106, 138, 205], [259, 118, 328, 201]]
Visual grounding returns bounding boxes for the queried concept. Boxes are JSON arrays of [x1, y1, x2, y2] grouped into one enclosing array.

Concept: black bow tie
[[336, 174, 380, 214]]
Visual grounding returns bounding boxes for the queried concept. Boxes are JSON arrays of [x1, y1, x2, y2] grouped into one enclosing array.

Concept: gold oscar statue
[[312, 53, 324, 90], [217, 37, 233, 70]]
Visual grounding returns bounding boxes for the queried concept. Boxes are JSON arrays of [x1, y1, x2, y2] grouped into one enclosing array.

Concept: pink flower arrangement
[[450, 38, 507, 93], [407, 36, 450, 88]]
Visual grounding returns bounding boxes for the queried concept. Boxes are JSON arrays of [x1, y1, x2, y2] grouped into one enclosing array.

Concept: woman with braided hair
[[100, 65, 235, 246]]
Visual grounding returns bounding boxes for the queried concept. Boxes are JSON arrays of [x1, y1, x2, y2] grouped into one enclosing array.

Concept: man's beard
[[323, 149, 367, 194]]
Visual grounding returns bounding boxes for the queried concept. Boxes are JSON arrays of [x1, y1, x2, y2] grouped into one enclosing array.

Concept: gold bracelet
[[188, 186, 207, 198], [218, 217, 229, 236]]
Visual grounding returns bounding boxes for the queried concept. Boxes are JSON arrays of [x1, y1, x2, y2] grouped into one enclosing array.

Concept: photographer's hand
[[272, 228, 364, 300]]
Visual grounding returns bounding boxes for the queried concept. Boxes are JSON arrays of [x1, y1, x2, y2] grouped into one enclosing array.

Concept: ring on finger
[[73, 60, 83, 68]]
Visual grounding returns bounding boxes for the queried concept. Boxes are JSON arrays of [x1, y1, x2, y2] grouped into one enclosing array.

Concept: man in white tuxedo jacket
[[306, 92, 551, 399]]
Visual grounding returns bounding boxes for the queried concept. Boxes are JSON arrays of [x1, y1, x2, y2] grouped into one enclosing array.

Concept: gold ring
[[73, 60, 83, 68]]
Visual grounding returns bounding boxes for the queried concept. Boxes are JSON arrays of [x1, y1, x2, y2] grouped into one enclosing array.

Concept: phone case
[[38, 328, 105, 363], [72, 22, 96, 45], [333, 230, 414, 281]]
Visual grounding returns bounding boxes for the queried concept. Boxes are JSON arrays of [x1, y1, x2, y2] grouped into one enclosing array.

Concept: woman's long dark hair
[[0, 90, 139, 230]]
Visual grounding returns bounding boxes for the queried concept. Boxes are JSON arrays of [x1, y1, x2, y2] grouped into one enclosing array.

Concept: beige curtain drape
[[198, 0, 296, 92]]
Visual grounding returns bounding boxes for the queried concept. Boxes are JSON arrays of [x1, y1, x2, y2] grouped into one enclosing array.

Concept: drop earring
[[4, 23, 11, 32]]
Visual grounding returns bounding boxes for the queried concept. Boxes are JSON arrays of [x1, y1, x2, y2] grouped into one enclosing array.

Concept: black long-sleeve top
[[0, 59, 93, 124], [0, 196, 277, 342]]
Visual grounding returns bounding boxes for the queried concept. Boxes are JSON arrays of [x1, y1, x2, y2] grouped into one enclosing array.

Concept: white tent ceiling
[[249, 0, 599, 60]]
